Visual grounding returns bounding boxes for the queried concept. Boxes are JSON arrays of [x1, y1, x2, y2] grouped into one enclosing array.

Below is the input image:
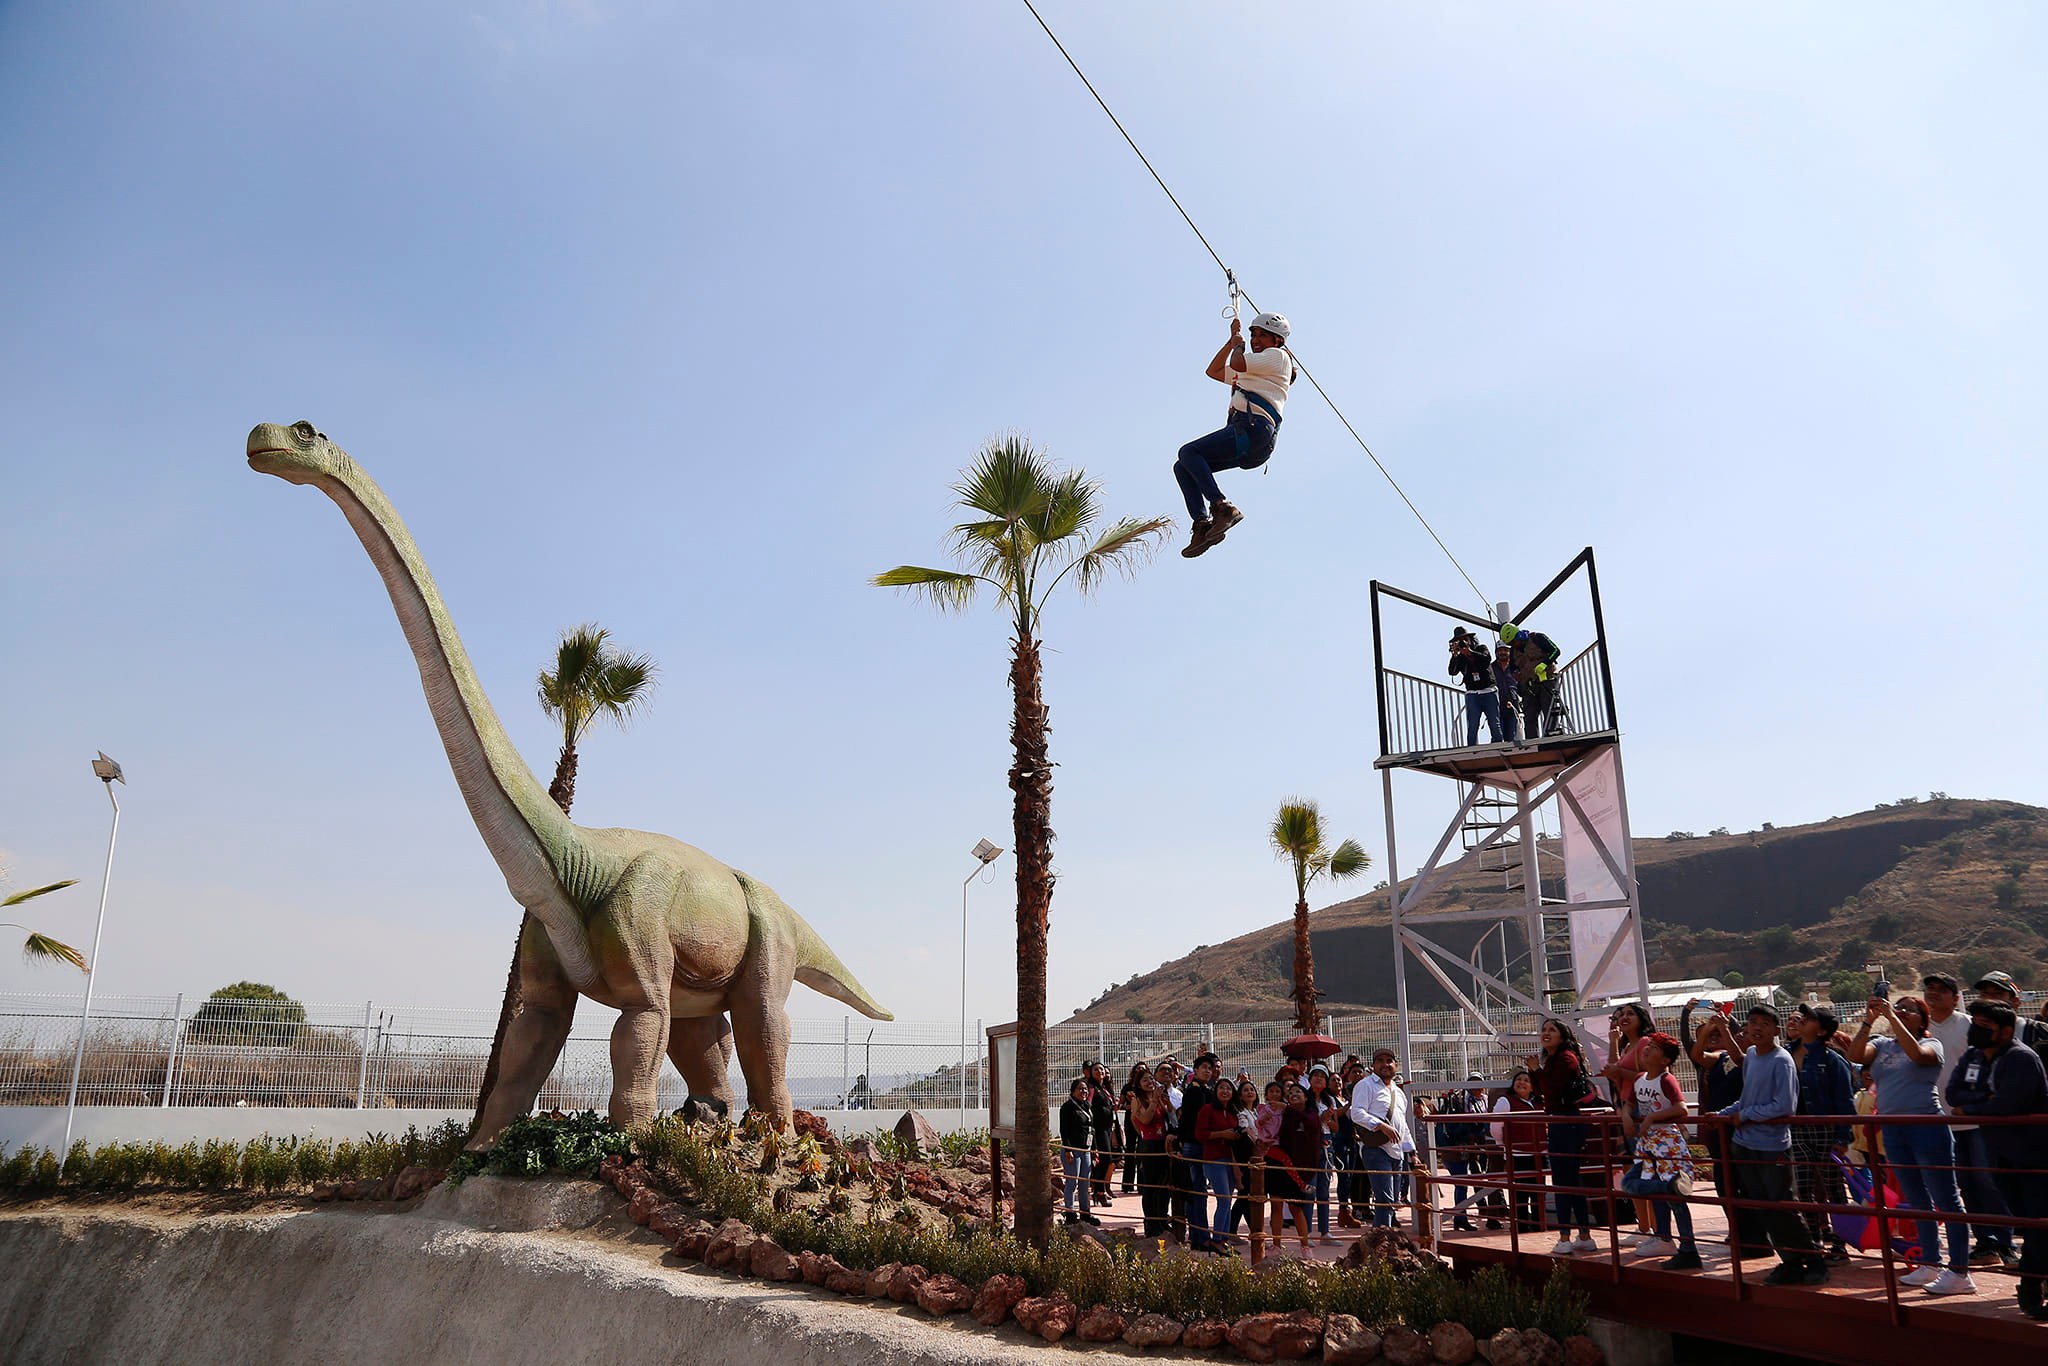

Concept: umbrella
[[1279, 1033, 1343, 1061], [1830, 1154, 1915, 1257]]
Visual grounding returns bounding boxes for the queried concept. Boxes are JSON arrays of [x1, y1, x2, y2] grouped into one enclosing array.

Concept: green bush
[[448, 1112, 631, 1184], [0, 1121, 466, 1195]]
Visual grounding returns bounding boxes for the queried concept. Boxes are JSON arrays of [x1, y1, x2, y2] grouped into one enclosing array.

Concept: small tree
[[1757, 925, 1798, 960], [1828, 970, 1873, 1003], [189, 982, 308, 1048], [1269, 799, 1370, 1034], [1721, 971, 1745, 988]]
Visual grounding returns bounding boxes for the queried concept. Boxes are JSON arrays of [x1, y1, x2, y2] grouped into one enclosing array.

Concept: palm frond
[[2, 880, 79, 908], [21, 933, 86, 972], [1047, 515, 1175, 600], [1026, 469, 1097, 548], [951, 435, 1056, 524], [1328, 838, 1372, 880], [872, 565, 988, 613], [592, 653, 659, 724], [1269, 799, 1324, 861]]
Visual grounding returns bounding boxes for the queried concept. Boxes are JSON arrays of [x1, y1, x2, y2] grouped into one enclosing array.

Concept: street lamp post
[[963, 838, 1003, 1113], [60, 752, 125, 1175]]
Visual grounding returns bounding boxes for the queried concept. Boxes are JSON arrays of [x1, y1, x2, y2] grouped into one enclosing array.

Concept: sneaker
[[1180, 520, 1216, 558], [1662, 1249, 1704, 1271], [1633, 1237, 1678, 1259], [1571, 1238, 1599, 1254], [1998, 1249, 2023, 1271], [1925, 1269, 1976, 1296], [1800, 1264, 1830, 1286], [1899, 1265, 1942, 1287], [1822, 1243, 1851, 1264], [1210, 500, 1245, 539], [1079, 1213, 1102, 1226], [1550, 1237, 1577, 1256], [1622, 1232, 1655, 1249], [1968, 1246, 2004, 1267], [1763, 1263, 1804, 1286]]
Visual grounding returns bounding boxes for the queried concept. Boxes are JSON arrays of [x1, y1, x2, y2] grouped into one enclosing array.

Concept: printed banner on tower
[[1559, 748, 1644, 1000]]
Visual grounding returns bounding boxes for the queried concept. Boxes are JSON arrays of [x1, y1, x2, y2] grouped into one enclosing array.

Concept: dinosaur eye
[[291, 421, 316, 441]]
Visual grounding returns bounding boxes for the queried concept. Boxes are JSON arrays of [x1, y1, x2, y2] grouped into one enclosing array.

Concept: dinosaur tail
[[737, 874, 894, 1021]]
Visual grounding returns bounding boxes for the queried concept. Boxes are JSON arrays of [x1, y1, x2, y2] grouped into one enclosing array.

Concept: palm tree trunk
[[1292, 896, 1317, 1034], [473, 745, 577, 1130], [1008, 631, 1055, 1248]]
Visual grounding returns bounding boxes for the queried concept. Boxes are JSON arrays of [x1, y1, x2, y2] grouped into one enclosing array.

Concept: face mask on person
[[1967, 1023, 1997, 1049]]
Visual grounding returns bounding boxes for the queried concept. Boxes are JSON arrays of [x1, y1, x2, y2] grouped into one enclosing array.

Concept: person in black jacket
[[1788, 1004, 1855, 1260], [1449, 630, 1504, 745], [1086, 1060, 1119, 1205], [1946, 1001, 2048, 1319], [1177, 1053, 1222, 1249], [1493, 644, 1524, 744], [1059, 1078, 1099, 1225]]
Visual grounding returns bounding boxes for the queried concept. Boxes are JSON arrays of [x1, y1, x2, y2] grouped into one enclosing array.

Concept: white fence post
[[976, 1018, 983, 1108], [160, 993, 184, 1107], [355, 1000, 372, 1108], [841, 1018, 850, 1110], [1096, 1021, 1104, 1067]]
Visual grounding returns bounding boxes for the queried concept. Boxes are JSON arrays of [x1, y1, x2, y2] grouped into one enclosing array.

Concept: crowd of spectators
[[1054, 967, 2048, 1320]]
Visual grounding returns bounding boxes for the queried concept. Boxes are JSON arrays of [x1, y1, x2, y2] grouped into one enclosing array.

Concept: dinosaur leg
[[469, 958, 578, 1149], [666, 1014, 736, 1109], [730, 990, 795, 1126], [609, 1003, 672, 1129]]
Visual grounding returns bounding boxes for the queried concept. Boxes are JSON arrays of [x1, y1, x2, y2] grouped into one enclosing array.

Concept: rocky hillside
[[1067, 798, 2047, 1024]]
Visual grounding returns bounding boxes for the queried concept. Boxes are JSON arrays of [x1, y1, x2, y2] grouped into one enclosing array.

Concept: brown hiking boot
[[1180, 518, 1217, 558], [1209, 500, 1245, 541]]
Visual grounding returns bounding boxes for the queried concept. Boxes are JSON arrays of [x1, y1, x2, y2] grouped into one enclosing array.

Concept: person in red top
[[1193, 1082, 1246, 1252], [1490, 1068, 1548, 1233], [1602, 1003, 1660, 1243], [1526, 1018, 1598, 1255]]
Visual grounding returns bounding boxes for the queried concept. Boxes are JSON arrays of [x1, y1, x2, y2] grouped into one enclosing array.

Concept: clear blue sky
[[3, 3, 2042, 1029]]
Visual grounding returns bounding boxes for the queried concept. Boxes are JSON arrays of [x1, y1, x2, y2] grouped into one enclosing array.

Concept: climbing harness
[[1018, 0, 1494, 616]]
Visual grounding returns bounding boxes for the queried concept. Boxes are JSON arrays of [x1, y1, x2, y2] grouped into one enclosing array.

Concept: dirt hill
[[1066, 797, 2048, 1024]]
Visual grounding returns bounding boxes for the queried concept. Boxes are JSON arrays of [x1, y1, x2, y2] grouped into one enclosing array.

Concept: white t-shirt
[[1925, 1010, 1972, 1125], [1228, 344, 1292, 422], [1632, 1071, 1683, 1118]]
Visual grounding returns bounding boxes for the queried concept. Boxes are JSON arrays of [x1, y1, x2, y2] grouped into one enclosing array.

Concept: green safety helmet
[[1499, 624, 1519, 644]]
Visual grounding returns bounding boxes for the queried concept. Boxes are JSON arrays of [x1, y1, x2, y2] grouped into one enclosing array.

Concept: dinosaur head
[[247, 420, 355, 484]]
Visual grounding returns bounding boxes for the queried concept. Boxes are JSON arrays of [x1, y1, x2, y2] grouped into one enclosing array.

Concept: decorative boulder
[[1431, 1321, 1477, 1365], [865, 1262, 903, 1298], [626, 1186, 664, 1226], [1123, 1313, 1185, 1350], [915, 1273, 976, 1316], [1076, 1305, 1128, 1343], [846, 1136, 879, 1163], [1226, 1312, 1321, 1362], [1013, 1295, 1079, 1343], [1383, 1325, 1434, 1366], [647, 1205, 690, 1242], [1183, 1319, 1229, 1350], [390, 1165, 443, 1200], [703, 1220, 753, 1269], [971, 1273, 1028, 1326], [1563, 1337, 1603, 1366], [1322, 1315, 1382, 1366], [679, 1094, 729, 1124], [893, 1110, 942, 1157], [672, 1220, 717, 1260], [825, 1262, 870, 1296], [790, 1109, 836, 1147], [749, 1236, 797, 1282], [886, 1264, 930, 1303], [1480, 1329, 1563, 1366]]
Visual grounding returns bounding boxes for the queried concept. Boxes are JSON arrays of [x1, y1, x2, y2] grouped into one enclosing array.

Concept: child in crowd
[[1624, 1034, 1702, 1270], [1490, 1068, 1548, 1234]]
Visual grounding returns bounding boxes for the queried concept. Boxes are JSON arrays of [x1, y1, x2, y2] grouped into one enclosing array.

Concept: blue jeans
[[1886, 1123, 1968, 1271], [1173, 414, 1274, 520], [1203, 1160, 1238, 1243], [1464, 691, 1504, 745], [1062, 1149, 1093, 1214], [1954, 1127, 2015, 1253], [1361, 1146, 1401, 1227], [1652, 1194, 1696, 1248], [1312, 1149, 1332, 1234], [1180, 1142, 1211, 1243]]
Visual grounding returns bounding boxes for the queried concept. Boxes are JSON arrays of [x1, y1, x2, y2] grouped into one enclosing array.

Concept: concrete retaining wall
[[0, 1178, 1056, 1365]]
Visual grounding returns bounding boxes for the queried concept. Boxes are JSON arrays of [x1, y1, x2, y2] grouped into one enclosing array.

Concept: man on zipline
[[1175, 311, 1294, 558]]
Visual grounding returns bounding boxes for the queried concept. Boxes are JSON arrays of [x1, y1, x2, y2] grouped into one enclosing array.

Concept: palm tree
[[2, 879, 86, 971], [474, 625, 659, 1121], [1269, 799, 1370, 1034], [875, 435, 1169, 1247]]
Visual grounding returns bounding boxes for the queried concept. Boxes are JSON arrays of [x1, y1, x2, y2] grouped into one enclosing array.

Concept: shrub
[[448, 1111, 631, 1184], [1720, 971, 1745, 988], [1835, 937, 1869, 969], [1995, 877, 2023, 910], [1868, 912, 1902, 942], [1828, 971, 1872, 1003], [1757, 925, 1798, 959], [188, 982, 309, 1049]]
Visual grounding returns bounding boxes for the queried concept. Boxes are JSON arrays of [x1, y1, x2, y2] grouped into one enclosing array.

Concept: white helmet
[[1248, 311, 1290, 339]]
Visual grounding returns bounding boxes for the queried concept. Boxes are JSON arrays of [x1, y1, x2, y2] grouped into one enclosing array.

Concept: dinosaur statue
[[247, 420, 891, 1143]]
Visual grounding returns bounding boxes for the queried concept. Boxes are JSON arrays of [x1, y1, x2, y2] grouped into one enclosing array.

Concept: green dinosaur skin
[[248, 421, 890, 1142]]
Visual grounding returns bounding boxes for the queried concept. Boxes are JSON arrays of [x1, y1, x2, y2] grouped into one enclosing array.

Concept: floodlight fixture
[[91, 752, 124, 785], [960, 837, 1005, 1111], [971, 838, 1002, 865]]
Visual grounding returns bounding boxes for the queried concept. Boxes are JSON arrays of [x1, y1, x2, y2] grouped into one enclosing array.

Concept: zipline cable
[[1019, 0, 1494, 617]]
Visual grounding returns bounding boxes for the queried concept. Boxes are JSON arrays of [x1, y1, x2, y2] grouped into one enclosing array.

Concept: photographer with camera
[[1449, 629, 1504, 746]]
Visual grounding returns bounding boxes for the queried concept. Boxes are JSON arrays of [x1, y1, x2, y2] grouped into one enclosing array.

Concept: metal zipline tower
[[1371, 549, 1649, 1081]]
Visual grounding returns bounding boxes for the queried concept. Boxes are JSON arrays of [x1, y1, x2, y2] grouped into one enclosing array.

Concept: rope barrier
[[1018, 0, 1495, 616]]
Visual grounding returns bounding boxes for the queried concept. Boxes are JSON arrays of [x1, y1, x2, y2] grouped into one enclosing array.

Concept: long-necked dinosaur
[[247, 421, 890, 1142]]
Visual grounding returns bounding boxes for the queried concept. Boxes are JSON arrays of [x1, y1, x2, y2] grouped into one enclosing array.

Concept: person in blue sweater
[[1715, 1004, 1828, 1285], [1945, 1000, 2048, 1320], [1788, 1004, 1856, 1261]]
